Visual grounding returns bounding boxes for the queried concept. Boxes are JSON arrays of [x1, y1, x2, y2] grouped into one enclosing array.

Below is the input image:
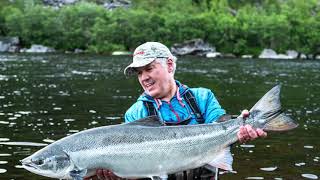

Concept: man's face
[[136, 60, 173, 99]]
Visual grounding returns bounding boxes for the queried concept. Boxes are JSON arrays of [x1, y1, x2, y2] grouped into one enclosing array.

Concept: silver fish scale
[[56, 120, 241, 152], [51, 119, 243, 177]]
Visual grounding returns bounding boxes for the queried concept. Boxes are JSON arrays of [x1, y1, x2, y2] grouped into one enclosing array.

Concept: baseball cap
[[124, 42, 176, 76]]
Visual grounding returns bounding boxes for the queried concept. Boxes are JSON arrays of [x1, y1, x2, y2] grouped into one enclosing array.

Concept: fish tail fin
[[248, 85, 298, 131], [264, 112, 298, 131]]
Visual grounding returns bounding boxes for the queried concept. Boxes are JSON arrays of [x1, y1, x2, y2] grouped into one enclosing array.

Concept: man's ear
[[167, 59, 174, 73]]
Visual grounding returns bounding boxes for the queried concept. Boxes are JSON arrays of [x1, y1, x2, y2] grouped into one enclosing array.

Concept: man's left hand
[[237, 110, 267, 143]]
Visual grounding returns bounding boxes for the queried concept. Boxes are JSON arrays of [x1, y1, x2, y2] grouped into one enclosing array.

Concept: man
[[87, 42, 266, 180]]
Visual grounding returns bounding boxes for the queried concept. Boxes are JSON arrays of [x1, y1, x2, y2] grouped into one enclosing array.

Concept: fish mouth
[[20, 158, 29, 165], [20, 159, 56, 179], [20, 158, 50, 178], [20, 158, 37, 170], [21, 161, 33, 168]]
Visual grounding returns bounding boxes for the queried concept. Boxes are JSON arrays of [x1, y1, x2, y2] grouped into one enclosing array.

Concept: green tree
[[280, 0, 320, 54], [58, 2, 105, 50], [4, 5, 61, 47], [3, 7, 24, 40], [165, 13, 206, 45]]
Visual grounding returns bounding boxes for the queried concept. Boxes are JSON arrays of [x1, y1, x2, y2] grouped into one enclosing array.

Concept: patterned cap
[[124, 42, 176, 75]]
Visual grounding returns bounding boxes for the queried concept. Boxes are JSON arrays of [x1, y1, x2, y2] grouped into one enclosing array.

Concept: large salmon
[[21, 85, 298, 180]]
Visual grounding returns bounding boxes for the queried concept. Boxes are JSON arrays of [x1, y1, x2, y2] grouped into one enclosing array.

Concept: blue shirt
[[125, 81, 225, 124]]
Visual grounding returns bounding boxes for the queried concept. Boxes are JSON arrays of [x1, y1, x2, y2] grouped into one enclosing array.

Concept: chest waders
[[143, 90, 219, 180], [144, 90, 205, 125]]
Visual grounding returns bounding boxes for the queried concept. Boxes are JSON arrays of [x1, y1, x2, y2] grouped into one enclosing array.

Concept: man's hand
[[84, 169, 122, 180], [237, 110, 267, 143]]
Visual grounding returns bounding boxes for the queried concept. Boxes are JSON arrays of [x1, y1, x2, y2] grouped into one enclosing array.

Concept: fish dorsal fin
[[206, 146, 233, 171], [125, 116, 165, 127]]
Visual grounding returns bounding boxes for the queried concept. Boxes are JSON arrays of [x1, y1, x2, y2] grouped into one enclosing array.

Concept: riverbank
[[1, 38, 319, 60], [0, 0, 319, 57]]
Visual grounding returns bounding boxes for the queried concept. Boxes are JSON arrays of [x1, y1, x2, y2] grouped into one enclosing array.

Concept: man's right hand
[[84, 169, 123, 180], [237, 109, 267, 143]]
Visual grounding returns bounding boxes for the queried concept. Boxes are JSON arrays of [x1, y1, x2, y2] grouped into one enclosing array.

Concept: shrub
[[57, 2, 105, 50], [1, 0, 319, 55]]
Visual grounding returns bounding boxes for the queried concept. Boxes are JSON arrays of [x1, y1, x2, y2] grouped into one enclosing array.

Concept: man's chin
[[146, 91, 160, 99], [148, 92, 157, 98]]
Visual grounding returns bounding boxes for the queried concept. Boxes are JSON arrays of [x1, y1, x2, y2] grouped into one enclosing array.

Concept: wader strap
[[143, 91, 204, 124], [144, 101, 158, 116], [144, 101, 192, 126], [183, 91, 205, 124]]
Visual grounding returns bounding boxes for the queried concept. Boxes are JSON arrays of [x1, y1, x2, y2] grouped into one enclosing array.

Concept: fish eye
[[32, 158, 44, 165]]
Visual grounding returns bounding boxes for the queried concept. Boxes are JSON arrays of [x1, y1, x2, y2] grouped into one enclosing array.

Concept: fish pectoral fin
[[70, 169, 87, 180], [150, 175, 168, 180], [204, 164, 218, 173], [206, 146, 233, 171]]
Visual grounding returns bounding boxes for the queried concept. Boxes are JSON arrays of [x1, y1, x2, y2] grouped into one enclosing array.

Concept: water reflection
[[245, 177, 264, 179], [302, 174, 318, 179], [240, 144, 255, 148], [0, 169, 7, 174], [259, 167, 277, 172], [0, 154, 11, 157], [0, 54, 319, 179], [0, 142, 48, 147]]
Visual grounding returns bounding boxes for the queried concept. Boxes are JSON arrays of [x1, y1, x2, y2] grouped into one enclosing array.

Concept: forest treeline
[[0, 0, 319, 55]]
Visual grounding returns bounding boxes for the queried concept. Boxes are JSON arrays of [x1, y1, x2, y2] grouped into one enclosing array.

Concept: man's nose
[[140, 71, 149, 81]]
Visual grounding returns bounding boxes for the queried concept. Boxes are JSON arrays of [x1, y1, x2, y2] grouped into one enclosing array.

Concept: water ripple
[[240, 144, 255, 148], [295, 162, 306, 167], [260, 166, 277, 172], [302, 174, 318, 179], [43, 139, 55, 143], [14, 165, 24, 169], [246, 177, 264, 180], [0, 154, 11, 157], [0, 142, 48, 147], [0, 138, 9, 142], [0, 121, 9, 125]]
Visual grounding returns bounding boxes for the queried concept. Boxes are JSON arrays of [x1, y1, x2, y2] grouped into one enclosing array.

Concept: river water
[[0, 54, 319, 179]]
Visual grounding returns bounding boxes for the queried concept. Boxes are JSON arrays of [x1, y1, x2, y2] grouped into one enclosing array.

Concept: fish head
[[21, 145, 73, 179]]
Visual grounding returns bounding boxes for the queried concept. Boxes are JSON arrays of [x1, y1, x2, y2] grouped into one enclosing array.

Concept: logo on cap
[[134, 51, 144, 56]]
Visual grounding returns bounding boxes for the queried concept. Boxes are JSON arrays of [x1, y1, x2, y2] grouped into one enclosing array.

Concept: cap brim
[[124, 58, 155, 76]]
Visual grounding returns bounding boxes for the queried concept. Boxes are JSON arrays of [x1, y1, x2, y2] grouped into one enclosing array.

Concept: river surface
[[0, 54, 319, 179]]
